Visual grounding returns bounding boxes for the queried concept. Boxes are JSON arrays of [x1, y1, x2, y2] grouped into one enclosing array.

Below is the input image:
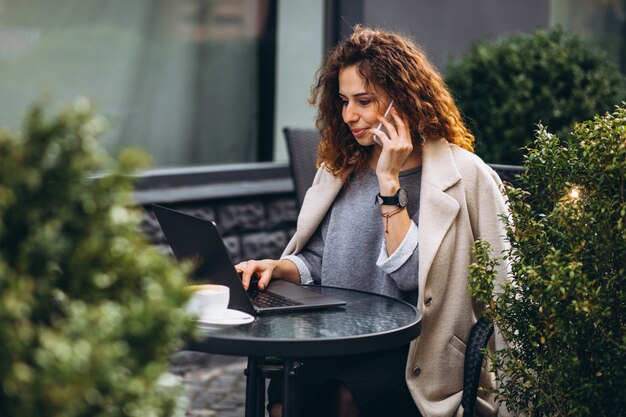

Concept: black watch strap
[[375, 187, 409, 207]]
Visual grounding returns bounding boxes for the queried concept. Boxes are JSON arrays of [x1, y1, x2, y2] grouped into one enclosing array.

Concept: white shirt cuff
[[280, 255, 313, 284], [376, 221, 419, 274]]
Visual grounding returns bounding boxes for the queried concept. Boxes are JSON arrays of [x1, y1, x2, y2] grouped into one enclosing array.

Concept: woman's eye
[[359, 100, 372, 106]]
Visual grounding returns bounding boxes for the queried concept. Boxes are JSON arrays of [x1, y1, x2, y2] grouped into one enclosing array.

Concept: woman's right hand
[[234, 259, 278, 291]]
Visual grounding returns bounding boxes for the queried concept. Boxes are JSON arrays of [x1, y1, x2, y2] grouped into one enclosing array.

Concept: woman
[[236, 25, 509, 417]]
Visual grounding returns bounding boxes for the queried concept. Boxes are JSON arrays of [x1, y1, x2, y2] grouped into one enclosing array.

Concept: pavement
[[170, 350, 256, 417]]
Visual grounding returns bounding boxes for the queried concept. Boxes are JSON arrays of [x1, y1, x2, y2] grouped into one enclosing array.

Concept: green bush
[[469, 105, 626, 416], [0, 100, 194, 417], [446, 27, 625, 165]]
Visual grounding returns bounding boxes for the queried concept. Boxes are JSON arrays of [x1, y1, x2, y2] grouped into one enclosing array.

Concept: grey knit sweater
[[284, 166, 422, 304]]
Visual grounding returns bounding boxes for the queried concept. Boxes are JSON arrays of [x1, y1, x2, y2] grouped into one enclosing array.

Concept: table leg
[[256, 362, 266, 417], [245, 357, 262, 417], [282, 358, 297, 417]]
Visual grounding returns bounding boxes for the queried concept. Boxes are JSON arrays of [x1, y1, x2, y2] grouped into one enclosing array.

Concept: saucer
[[196, 308, 254, 327]]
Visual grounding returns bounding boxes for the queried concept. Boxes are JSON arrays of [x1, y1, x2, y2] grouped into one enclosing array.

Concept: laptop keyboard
[[248, 289, 304, 308]]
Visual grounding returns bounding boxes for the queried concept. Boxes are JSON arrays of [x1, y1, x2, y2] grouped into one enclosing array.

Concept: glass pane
[[0, 0, 274, 167], [551, 0, 626, 73]]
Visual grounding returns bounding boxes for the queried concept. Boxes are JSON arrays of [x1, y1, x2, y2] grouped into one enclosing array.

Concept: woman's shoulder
[[312, 163, 334, 184], [448, 143, 502, 185], [313, 163, 351, 185]]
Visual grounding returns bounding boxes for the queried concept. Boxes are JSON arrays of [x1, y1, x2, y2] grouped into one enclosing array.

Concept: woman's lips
[[351, 128, 368, 138]]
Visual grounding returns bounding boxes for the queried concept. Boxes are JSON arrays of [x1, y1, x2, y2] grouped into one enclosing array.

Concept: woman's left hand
[[370, 108, 413, 184]]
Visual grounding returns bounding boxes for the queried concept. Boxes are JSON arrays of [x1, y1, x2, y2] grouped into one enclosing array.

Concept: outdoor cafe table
[[184, 285, 423, 417]]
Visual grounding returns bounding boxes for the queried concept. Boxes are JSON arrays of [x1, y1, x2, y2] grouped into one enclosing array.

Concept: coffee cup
[[186, 284, 230, 319]]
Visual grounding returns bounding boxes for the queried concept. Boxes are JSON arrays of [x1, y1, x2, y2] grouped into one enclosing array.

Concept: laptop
[[152, 204, 346, 316]]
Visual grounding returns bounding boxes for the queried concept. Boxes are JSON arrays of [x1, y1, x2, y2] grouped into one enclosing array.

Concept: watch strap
[[376, 187, 408, 207], [376, 194, 399, 205]]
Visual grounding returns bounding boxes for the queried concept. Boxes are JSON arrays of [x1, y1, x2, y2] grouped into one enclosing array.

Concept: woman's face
[[338, 65, 391, 147]]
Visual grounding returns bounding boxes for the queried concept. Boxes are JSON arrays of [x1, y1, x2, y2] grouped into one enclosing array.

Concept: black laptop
[[152, 204, 346, 316]]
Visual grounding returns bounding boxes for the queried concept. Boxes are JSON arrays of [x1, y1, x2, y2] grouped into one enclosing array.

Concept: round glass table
[[184, 286, 422, 417]]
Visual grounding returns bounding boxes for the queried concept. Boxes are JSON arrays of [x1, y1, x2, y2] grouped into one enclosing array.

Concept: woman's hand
[[235, 259, 278, 291], [370, 108, 413, 192]]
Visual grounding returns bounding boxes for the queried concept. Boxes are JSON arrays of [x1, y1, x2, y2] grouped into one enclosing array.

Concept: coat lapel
[[417, 138, 462, 306], [294, 170, 345, 252]]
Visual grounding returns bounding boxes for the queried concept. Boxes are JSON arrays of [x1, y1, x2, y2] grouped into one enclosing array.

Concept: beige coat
[[282, 137, 509, 417]]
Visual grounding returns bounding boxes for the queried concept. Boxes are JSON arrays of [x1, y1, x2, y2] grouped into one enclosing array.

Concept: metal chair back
[[283, 127, 321, 209]]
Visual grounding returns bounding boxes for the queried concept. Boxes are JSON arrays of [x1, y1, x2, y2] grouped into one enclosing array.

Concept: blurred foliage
[[0, 99, 195, 417], [446, 27, 625, 165], [469, 105, 626, 415]]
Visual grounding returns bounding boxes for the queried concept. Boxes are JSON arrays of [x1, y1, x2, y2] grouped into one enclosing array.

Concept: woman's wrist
[[274, 258, 300, 283], [377, 175, 400, 195]]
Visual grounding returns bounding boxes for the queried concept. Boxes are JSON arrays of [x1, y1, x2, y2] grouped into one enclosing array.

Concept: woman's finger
[[390, 108, 408, 140], [377, 114, 398, 140], [370, 126, 389, 145], [234, 261, 246, 274], [257, 269, 273, 290], [238, 262, 256, 290]]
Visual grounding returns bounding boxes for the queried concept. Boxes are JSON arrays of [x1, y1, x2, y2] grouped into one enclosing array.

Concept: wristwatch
[[375, 187, 409, 207]]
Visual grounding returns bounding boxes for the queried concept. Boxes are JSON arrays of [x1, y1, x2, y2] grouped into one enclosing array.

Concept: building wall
[[140, 194, 297, 264], [135, 163, 298, 263]]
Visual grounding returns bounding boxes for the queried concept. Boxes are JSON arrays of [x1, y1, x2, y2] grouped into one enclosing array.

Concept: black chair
[[283, 127, 321, 209], [489, 163, 524, 188], [283, 127, 499, 416], [461, 317, 494, 417]]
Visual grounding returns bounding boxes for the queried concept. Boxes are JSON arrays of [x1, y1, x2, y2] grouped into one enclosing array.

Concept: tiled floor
[[170, 351, 249, 417]]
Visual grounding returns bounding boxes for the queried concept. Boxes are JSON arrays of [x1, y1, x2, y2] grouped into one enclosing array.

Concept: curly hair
[[310, 25, 475, 179]]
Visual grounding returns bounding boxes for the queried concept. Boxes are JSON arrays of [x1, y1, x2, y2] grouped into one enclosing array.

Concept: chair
[[461, 317, 494, 417], [283, 127, 321, 209], [283, 127, 499, 415]]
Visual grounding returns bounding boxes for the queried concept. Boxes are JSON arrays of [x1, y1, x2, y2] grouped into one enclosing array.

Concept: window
[[0, 0, 276, 167], [551, 0, 626, 74]]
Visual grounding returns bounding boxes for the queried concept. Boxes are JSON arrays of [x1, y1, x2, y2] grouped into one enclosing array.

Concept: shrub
[[0, 100, 194, 417], [446, 27, 625, 165], [469, 105, 626, 416]]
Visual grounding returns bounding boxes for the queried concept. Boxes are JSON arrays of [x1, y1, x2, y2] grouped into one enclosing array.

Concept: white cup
[[186, 284, 230, 319]]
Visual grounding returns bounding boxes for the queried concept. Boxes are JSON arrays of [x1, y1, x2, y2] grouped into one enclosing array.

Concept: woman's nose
[[343, 102, 358, 123]]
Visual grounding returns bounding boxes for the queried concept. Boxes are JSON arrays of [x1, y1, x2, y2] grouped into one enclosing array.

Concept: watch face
[[398, 188, 409, 207]]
